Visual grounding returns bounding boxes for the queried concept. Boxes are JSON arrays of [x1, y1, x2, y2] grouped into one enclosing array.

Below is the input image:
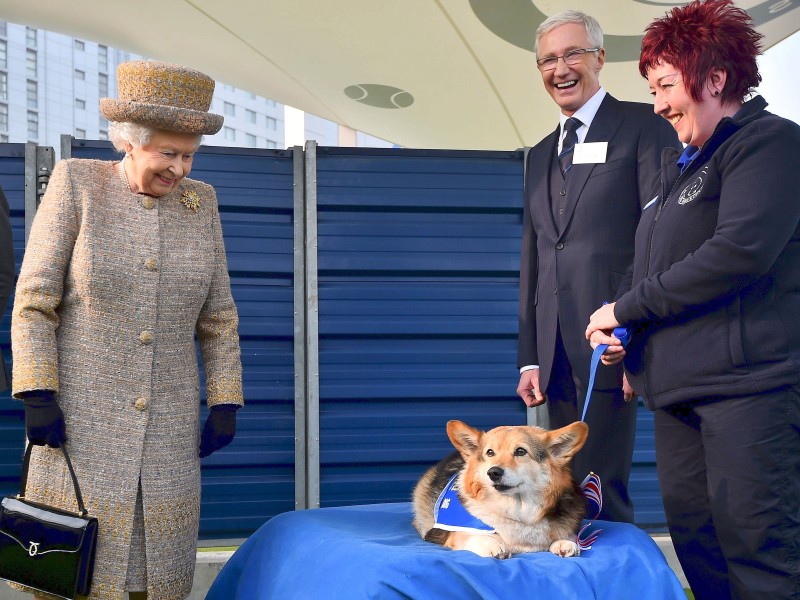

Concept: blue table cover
[[206, 502, 686, 600]]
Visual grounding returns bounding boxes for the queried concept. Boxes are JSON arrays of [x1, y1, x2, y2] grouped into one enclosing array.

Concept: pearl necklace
[[117, 157, 131, 192]]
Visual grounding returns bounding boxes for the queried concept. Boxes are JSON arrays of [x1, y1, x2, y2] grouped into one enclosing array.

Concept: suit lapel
[[559, 95, 625, 236]]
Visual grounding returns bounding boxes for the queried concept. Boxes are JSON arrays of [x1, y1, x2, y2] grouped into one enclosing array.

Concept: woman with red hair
[[585, 0, 800, 597]]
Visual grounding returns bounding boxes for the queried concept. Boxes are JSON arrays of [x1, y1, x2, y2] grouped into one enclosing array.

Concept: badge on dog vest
[[433, 474, 495, 534]]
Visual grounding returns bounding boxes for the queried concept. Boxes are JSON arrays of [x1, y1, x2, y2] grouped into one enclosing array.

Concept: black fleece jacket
[[614, 96, 800, 409]]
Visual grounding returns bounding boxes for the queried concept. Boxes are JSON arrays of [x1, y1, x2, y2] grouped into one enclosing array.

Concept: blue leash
[[581, 326, 631, 422]]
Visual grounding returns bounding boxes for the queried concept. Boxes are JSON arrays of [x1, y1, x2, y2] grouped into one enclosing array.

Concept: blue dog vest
[[433, 474, 495, 534]]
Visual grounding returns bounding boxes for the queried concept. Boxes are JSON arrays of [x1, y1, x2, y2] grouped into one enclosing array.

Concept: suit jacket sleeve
[[195, 185, 244, 407], [517, 150, 539, 369], [11, 161, 80, 396]]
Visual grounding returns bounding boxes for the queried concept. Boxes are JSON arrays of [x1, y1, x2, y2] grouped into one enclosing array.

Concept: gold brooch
[[181, 190, 200, 212]]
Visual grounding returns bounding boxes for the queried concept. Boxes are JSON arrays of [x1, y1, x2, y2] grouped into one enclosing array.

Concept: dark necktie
[[558, 117, 582, 176]]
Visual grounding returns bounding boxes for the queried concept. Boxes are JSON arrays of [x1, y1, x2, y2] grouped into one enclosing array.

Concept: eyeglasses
[[536, 48, 600, 71]]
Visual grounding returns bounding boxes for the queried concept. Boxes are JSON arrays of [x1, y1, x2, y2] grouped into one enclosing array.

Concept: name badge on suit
[[573, 142, 608, 164]]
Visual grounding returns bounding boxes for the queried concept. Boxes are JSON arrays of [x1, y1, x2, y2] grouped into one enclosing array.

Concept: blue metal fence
[[314, 147, 529, 506], [0, 144, 30, 504], [0, 140, 667, 539]]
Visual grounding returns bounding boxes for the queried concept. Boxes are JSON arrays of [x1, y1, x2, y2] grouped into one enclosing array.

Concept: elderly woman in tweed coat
[[11, 61, 244, 600]]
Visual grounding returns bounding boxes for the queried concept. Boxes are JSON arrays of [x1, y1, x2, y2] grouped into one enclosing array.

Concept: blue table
[[207, 502, 686, 600]]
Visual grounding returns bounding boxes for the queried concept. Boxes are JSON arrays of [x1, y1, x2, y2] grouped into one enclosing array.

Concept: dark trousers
[[546, 324, 637, 523], [655, 386, 800, 600]]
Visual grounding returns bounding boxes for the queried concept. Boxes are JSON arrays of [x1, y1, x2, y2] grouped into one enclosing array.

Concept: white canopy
[[2, 0, 797, 149]]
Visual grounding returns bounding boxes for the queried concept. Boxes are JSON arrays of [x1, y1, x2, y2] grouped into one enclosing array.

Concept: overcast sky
[[758, 30, 797, 123]]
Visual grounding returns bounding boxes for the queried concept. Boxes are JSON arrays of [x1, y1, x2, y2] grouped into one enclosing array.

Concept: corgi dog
[[412, 420, 588, 559]]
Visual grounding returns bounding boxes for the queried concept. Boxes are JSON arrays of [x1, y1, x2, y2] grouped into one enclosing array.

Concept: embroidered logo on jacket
[[678, 166, 708, 205]]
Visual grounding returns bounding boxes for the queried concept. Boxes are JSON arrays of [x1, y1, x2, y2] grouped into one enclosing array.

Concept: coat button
[[145, 258, 157, 271], [134, 397, 147, 411], [139, 331, 153, 345], [556, 242, 564, 249], [560, 190, 566, 196], [143, 197, 156, 209]]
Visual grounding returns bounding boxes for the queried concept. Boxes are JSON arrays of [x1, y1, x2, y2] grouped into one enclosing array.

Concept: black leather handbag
[[0, 443, 99, 600]]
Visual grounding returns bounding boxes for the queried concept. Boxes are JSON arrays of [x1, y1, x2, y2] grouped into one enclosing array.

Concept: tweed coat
[[11, 159, 244, 600]]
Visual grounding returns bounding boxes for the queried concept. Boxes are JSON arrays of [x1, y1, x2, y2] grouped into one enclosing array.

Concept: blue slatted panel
[[0, 144, 29, 500], [66, 141, 297, 538], [314, 147, 529, 505]]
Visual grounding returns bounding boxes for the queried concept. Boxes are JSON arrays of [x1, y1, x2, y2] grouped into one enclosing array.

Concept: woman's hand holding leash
[[586, 302, 626, 366]]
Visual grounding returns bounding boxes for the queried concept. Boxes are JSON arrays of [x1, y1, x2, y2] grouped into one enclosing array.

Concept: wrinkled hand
[[23, 391, 67, 448], [622, 373, 636, 402], [199, 404, 240, 458], [517, 369, 546, 407]]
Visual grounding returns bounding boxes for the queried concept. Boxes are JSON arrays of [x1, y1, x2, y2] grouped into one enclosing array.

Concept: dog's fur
[[412, 420, 588, 559]]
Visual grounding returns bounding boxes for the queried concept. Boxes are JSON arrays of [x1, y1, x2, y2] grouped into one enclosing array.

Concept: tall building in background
[[0, 21, 393, 157]]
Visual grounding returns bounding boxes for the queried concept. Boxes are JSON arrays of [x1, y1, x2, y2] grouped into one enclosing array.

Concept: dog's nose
[[487, 467, 504, 482]]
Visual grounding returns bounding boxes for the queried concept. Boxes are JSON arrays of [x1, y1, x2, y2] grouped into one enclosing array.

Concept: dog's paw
[[463, 535, 511, 559], [549, 539, 580, 558]]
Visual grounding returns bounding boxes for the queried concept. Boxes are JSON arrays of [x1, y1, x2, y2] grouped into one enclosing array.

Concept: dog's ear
[[446, 420, 482, 457], [546, 422, 589, 463]]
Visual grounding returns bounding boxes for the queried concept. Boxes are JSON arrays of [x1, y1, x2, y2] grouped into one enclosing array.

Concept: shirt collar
[[559, 87, 606, 148]]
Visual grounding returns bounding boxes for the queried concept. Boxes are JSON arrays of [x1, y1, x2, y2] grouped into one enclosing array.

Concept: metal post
[[292, 145, 308, 510], [304, 141, 321, 509], [60, 134, 73, 161], [23, 143, 55, 243]]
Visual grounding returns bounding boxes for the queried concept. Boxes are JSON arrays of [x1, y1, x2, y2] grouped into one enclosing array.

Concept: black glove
[[22, 390, 67, 448], [199, 404, 240, 458]]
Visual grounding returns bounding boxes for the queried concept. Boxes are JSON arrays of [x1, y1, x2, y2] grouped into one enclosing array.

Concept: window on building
[[75, 128, 86, 139], [224, 84, 234, 92], [27, 80, 37, 108], [246, 133, 257, 147], [98, 45, 108, 72], [224, 127, 235, 141], [0, 134, 7, 143], [0, 104, 7, 132], [98, 130, 108, 141], [99, 116, 108, 129], [0, 72, 6, 103], [27, 111, 38, 140], [74, 39, 85, 51], [98, 73, 108, 98], [266, 99, 276, 108], [26, 27, 37, 48], [246, 109, 256, 124], [75, 69, 85, 80], [266, 117, 277, 130], [26, 49, 37, 78], [266, 140, 278, 149], [75, 98, 86, 110], [224, 102, 235, 117], [0, 40, 6, 70], [0, 22, 7, 38]]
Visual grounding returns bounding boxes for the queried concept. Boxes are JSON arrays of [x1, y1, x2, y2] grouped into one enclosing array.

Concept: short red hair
[[639, 0, 762, 103]]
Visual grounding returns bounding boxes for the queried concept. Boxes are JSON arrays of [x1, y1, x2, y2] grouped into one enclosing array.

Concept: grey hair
[[535, 10, 604, 56], [108, 122, 154, 152], [108, 122, 203, 153]]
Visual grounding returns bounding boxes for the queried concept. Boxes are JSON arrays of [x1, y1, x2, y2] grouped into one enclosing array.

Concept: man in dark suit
[[516, 11, 680, 522]]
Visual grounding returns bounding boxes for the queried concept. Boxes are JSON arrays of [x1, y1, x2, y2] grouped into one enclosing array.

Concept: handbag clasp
[[27, 541, 39, 557]]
